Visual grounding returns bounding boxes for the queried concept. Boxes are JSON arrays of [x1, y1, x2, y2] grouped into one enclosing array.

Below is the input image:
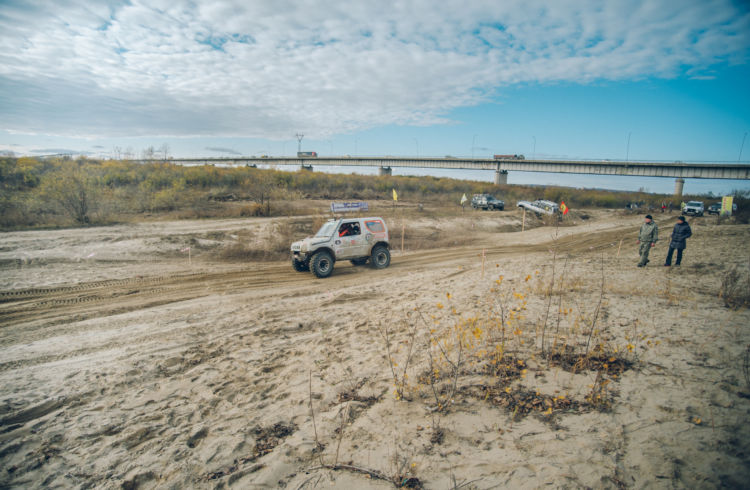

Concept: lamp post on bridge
[[740, 131, 748, 162], [626, 131, 632, 162]]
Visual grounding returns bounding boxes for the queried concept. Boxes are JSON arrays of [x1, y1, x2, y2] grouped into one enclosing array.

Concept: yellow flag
[[392, 189, 398, 201]]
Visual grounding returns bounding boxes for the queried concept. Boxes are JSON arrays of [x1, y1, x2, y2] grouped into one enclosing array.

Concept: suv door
[[335, 220, 366, 259]]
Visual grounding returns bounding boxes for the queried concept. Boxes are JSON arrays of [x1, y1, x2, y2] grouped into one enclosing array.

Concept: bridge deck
[[162, 157, 750, 180]]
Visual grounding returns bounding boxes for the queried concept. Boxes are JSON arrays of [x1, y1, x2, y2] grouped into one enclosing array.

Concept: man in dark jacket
[[664, 216, 692, 266]]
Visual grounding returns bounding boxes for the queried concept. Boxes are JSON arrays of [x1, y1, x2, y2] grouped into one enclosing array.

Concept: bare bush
[[719, 263, 750, 309], [39, 163, 98, 224]]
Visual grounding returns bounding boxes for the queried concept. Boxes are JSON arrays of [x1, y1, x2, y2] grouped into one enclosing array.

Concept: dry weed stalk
[[539, 224, 561, 357], [585, 368, 612, 410], [332, 390, 352, 466], [308, 371, 325, 466], [448, 466, 482, 489], [307, 370, 423, 488], [541, 255, 569, 360], [425, 320, 464, 413], [582, 254, 606, 360], [377, 312, 420, 401], [659, 275, 680, 305]]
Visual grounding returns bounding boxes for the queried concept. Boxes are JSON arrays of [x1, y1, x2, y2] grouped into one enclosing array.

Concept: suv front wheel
[[310, 251, 334, 278], [292, 258, 309, 272], [370, 245, 391, 269]]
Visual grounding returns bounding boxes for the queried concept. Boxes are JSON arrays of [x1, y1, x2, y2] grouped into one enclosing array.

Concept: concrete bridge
[[166, 156, 750, 195]]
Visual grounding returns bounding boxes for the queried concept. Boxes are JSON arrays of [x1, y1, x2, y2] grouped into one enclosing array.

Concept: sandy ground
[[1, 209, 749, 489]]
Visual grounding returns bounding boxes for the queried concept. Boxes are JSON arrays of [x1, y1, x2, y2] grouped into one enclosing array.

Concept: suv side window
[[339, 222, 361, 237], [365, 220, 384, 233]]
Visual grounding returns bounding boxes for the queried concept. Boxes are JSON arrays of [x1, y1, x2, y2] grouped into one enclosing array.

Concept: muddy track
[[0, 226, 635, 330]]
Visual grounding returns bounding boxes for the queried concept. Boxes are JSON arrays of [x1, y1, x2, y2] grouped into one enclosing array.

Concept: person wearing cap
[[664, 216, 692, 267], [637, 214, 658, 267]]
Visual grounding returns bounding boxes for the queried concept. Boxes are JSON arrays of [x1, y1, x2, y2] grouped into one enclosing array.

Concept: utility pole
[[739, 131, 748, 162], [626, 131, 632, 162], [295, 133, 304, 154]]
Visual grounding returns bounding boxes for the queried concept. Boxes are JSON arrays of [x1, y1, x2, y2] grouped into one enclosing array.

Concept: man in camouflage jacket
[[637, 214, 658, 267]]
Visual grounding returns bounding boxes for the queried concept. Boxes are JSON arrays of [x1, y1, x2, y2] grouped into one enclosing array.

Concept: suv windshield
[[687, 201, 702, 206], [315, 221, 337, 237]]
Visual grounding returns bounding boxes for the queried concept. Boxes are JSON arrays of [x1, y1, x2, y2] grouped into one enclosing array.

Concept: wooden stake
[[522, 208, 526, 232], [481, 248, 486, 278], [617, 238, 623, 258], [401, 223, 405, 254]]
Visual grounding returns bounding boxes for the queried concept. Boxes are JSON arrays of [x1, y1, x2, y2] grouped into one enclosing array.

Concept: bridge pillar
[[379, 166, 392, 176], [301, 164, 313, 172], [494, 169, 508, 185], [674, 178, 685, 196]]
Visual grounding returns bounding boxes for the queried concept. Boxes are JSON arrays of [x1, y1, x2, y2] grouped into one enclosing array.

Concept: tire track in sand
[[0, 226, 635, 329]]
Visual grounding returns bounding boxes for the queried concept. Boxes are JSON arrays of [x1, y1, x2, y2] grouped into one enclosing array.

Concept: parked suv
[[471, 194, 505, 210], [290, 217, 391, 278], [683, 201, 704, 216], [707, 202, 721, 215]]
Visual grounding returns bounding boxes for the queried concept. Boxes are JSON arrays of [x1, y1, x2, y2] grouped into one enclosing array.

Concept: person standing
[[637, 214, 658, 267], [664, 216, 692, 266]]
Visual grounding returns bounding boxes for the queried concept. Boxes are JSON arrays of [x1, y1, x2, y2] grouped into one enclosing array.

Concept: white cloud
[[0, 0, 747, 139]]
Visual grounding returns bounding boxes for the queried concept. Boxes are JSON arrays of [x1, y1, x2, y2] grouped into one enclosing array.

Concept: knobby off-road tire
[[370, 245, 391, 269], [310, 251, 334, 278], [292, 258, 309, 272], [350, 257, 368, 266]]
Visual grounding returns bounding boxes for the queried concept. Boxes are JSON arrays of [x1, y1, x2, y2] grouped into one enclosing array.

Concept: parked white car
[[517, 199, 560, 215], [682, 201, 704, 216]]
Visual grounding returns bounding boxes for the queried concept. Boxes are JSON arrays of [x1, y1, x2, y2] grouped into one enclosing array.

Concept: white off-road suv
[[290, 217, 391, 278], [683, 201, 704, 216]]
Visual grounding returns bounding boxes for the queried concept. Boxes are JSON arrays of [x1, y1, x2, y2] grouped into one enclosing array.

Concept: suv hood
[[291, 236, 329, 252]]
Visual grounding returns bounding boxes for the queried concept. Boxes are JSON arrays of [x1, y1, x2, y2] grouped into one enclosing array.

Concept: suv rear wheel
[[370, 245, 391, 269], [310, 251, 334, 278]]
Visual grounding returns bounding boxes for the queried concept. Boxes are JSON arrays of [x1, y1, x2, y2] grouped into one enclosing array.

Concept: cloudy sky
[[1, 0, 749, 191]]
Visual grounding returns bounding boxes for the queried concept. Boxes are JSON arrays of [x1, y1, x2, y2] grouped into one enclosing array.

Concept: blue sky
[[1, 0, 749, 194]]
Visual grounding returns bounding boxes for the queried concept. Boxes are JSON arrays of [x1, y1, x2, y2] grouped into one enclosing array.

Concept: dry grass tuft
[[719, 262, 750, 310]]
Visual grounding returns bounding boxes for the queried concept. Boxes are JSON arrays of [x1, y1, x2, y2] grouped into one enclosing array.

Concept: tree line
[[1, 156, 741, 229]]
